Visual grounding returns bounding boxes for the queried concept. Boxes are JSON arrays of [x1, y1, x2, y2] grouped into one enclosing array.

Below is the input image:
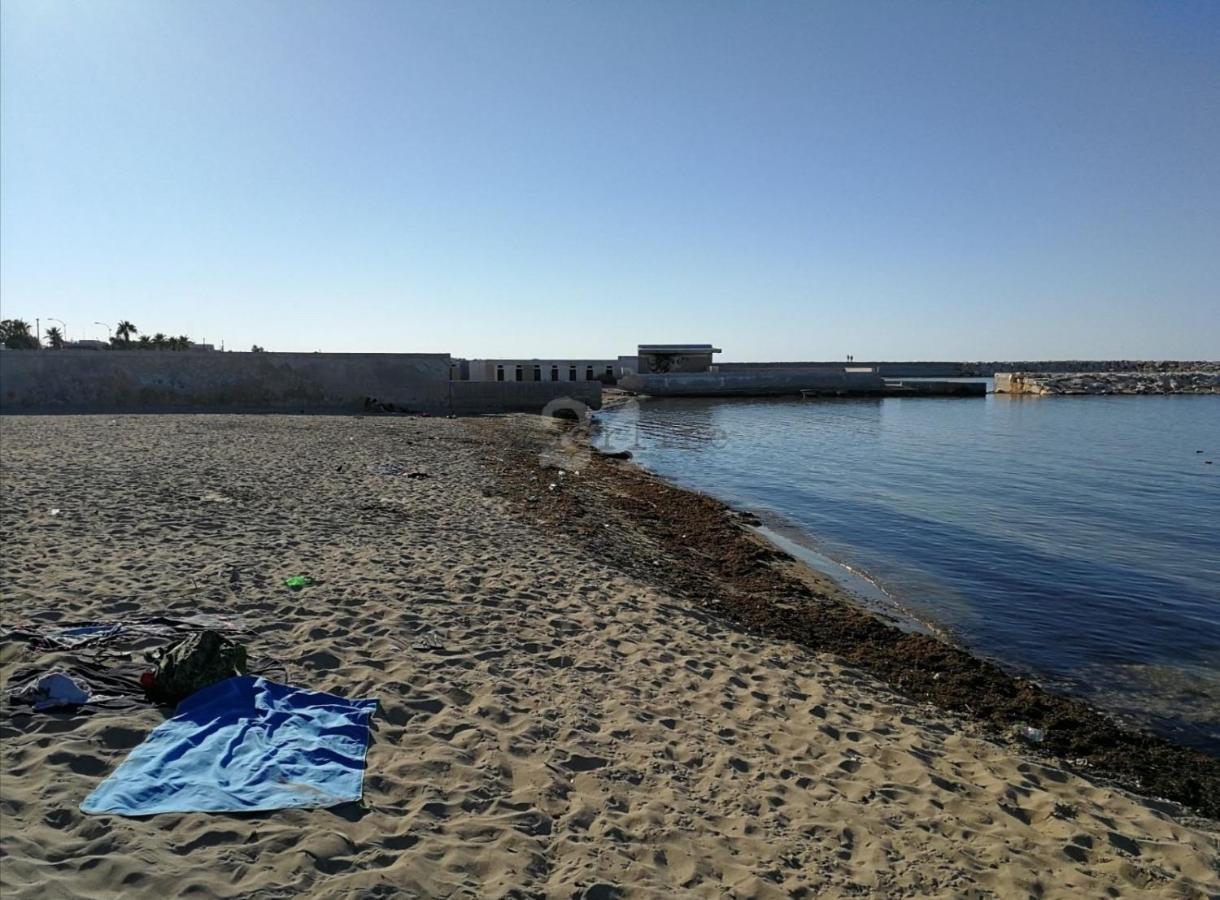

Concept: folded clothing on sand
[[8, 671, 91, 710], [80, 676, 378, 815]]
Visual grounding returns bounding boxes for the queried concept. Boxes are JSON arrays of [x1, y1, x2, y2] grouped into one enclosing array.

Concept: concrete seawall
[[0, 351, 601, 415], [620, 370, 988, 398], [720, 361, 967, 378], [619, 369, 886, 397], [450, 381, 601, 414], [721, 360, 1220, 377]]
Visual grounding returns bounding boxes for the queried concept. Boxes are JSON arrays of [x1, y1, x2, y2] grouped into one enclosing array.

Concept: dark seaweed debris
[[474, 417, 1220, 821]]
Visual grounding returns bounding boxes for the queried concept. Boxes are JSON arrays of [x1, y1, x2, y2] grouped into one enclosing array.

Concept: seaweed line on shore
[[472, 415, 1220, 822]]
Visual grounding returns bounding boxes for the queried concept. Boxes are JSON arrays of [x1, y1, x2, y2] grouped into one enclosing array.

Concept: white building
[[457, 358, 626, 383]]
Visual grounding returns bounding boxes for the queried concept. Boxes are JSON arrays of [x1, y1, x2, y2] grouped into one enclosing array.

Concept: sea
[[595, 389, 1220, 753]]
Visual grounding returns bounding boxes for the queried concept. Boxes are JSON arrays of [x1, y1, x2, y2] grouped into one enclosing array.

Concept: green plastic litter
[[283, 575, 314, 591]]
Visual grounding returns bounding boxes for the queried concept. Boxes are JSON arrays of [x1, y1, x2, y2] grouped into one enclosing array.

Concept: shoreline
[[749, 523, 924, 634], [488, 415, 1220, 820], [721, 505, 1215, 756]]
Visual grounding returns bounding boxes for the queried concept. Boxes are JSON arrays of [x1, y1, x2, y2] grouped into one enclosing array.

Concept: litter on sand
[[412, 630, 445, 651], [80, 676, 378, 816], [1020, 725, 1046, 744], [283, 575, 314, 591], [369, 462, 408, 476], [369, 463, 430, 479]]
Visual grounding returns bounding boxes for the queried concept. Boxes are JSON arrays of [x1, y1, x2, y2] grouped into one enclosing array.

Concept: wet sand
[[1, 414, 1218, 898]]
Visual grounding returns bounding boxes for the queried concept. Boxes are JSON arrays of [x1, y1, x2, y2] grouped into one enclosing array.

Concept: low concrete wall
[[720, 361, 966, 377], [450, 380, 601, 415], [0, 350, 453, 414], [0, 350, 603, 416]]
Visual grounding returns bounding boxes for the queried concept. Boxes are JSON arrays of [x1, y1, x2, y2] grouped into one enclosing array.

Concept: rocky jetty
[[995, 371, 1220, 395], [975, 360, 1220, 377]]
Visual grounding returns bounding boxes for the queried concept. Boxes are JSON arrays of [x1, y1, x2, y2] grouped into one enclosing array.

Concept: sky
[[2, 1, 1218, 360]]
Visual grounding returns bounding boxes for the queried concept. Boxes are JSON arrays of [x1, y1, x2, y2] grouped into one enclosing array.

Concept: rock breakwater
[[995, 371, 1220, 395]]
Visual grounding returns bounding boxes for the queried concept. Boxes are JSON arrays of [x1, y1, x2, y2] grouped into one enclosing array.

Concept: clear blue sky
[[2, 1, 1217, 359]]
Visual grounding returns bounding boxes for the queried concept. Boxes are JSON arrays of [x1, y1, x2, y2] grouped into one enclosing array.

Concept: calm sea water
[[596, 392, 1220, 752]]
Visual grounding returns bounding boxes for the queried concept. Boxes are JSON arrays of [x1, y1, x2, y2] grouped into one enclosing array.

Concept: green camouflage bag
[[146, 630, 248, 704]]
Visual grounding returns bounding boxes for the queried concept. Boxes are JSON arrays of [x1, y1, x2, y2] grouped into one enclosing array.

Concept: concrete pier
[[619, 370, 988, 399], [879, 380, 987, 397], [619, 369, 885, 397], [800, 380, 986, 398]]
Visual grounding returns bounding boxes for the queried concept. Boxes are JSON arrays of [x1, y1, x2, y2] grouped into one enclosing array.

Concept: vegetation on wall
[[4, 316, 265, 351]]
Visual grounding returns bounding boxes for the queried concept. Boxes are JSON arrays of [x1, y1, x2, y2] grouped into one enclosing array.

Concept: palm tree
[[0, 319, 39, 350], [151, 332, 168, 349], [174, 335, 192, 351], [44, 326, 64, 349], [137, 335, 153, 348], [115, 320, 138, 345]]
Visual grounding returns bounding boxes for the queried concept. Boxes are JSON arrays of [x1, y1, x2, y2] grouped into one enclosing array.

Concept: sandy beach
[[2, 413, 1218, 898]]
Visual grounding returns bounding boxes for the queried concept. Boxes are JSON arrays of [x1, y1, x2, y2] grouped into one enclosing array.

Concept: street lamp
[[94, 322, 112, 342], [46, 318, 67, 341]]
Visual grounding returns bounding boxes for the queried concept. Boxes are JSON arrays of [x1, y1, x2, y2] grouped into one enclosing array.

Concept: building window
[[551, 365, 559, 382], [569, 366, 577, 381], [496, 365, 504, 382], [533, 365, 541, 382], [605, 365, 614, 378], [515, 365, 523, 382], [585, 366, 594, 381]]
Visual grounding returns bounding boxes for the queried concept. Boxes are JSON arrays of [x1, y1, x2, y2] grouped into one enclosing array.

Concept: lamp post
[[47, 318, 67, 342], [94, 322, 112, 343]]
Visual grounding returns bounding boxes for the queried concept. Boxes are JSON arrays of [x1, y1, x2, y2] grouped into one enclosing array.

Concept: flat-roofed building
[[636, 343, 722, 374]]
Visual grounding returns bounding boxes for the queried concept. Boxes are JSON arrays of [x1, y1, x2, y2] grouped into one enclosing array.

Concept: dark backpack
[[148, 630, 248, 704]]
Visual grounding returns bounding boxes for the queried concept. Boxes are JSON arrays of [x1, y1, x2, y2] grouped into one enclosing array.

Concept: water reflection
[[597, 399, 731, 452]]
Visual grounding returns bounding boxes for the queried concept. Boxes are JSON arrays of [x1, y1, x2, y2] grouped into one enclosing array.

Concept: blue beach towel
[[81, 676, 377, 815]]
